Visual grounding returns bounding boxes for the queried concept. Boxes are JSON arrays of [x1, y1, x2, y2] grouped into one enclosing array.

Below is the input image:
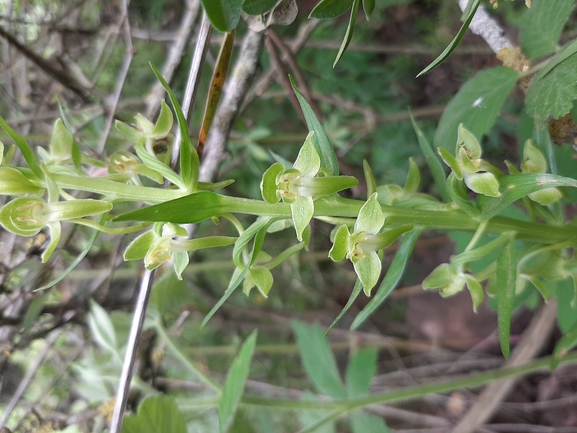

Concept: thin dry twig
[[451, 301, 559, 433], [144, 0, 201, 119]]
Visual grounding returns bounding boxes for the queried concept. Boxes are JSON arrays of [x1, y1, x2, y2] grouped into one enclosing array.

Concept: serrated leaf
[[243, 0, 279, 15], [219, 331, 257, 433], [478, 173, 577, 220], [519, 0, 575, 59], [309, 0, 353, 19], [526, 51, 577, 119], [433, 67, 518, 150], [290, 76, 339, 176], [416, 0, 479, 77], [351, 229, 422, 329], [122, 396, 187, 433], [333, 0, 360, 67], [292, 321, 348, 399], [201, 0, 243, 32], [410, 113, 450, 202], [346, 347, 377, 397], [497, 236, 517, 358]]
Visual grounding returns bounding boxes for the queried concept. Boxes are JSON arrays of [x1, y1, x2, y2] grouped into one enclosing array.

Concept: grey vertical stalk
[[109, 12, 213, 433]]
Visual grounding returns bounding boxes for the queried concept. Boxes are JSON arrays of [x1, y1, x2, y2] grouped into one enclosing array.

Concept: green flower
[[330, 193, 404, 295], [124, 222, 236, 279], [521, 140, 562, 206], [260, 131, 357, 241], [0, 197, 112, 261]]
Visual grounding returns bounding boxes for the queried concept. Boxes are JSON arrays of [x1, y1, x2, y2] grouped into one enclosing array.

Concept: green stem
[[240, 353, 577, 412], [51, 173, 186, 203]]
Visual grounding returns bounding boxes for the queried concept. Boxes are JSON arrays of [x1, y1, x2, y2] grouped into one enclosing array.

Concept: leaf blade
[[497, 235, 517, 358]]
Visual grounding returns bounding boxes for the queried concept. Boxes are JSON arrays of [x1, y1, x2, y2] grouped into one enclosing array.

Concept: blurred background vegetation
[[2, 0, 577, 431]]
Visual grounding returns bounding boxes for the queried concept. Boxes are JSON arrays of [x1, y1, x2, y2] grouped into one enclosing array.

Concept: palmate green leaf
[[478, 173, 577, 220], [334, 0, 360, 67], [292, 321, 348, 399], [122, 396, 187, 433], [219, 331, 257, 433], [290, 76, 339, 176], [243, 0, 279, 15], [433, 67, 518, 150], [409, 113, 450, 202], [351, 228, 422, 330], [416, 0, 480, 77], [497, 235, 517, 358], [201, 0, 243, 32], [309, 0, 353, 19], [346, 347, 377, 397], [525, 51, 577, 119], [519, 0, 575, 59]]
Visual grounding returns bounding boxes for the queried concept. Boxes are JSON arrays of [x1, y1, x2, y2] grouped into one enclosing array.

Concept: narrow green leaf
[[122, 396, 187, 433], [416, 0, 479, 77], [497, 236, 517, 358], [326, 279, 363, 334], [243, 0, 279, 15], [0, 115, 43, 179], [478, 173, 577, 220], [362, 0, 375, 20], [519, 0, 575, 59], [351, 229, 422, 329], [200, 0, 243, 32], [333, 0, 360, 67], [133, 141, 185, 189], [290, 76, 339, 176], [446, 173, 480, 218], [292, 321, 348, 399], [409, 113, 450, 202], [309, 0, 354, 19], [219, 331, 257, 433], [363, 160, 377, 197], [433, 66, 519, 151], [346, 348, 377, 397], [87, 300, 117, 354], [551, 319, 577, 369], [403, 158, 420, 195], [150, 63, 200, 192], [114, 191, 226, 224]]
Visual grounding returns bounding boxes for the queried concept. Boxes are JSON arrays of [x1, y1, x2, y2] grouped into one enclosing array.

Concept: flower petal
[[293, 131, 320, 177], [354, 193, 385, 235], [353, 251, 382, 296], [291, 195, 314, 242]]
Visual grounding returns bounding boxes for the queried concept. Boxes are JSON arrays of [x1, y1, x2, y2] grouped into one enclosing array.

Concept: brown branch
[[0, 26, 93, 102]]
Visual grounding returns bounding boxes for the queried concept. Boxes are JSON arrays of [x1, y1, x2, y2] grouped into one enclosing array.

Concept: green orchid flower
[[260, 131, 357, 241], [521, 140, 562, 206], [124, 222, 236, 279], [0, 196, 112, 261], [329, 193, 412, 295]]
